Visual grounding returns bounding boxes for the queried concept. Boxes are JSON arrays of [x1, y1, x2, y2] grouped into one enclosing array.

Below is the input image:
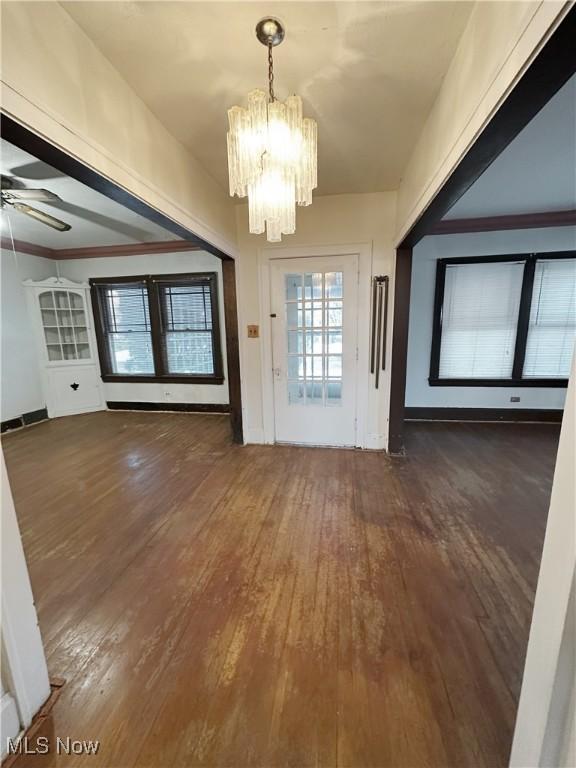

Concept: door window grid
[[39, 290, 90, 362], [285, 271, 343, 406]]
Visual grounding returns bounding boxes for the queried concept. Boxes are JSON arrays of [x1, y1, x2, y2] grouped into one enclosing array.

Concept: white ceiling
[[445, 74, 576, 220], [1, 140, 179, 249], [61, 0, 474, 197]]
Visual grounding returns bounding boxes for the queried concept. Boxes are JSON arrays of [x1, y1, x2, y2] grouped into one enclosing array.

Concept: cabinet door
[[45, 367, 104, 417], [39, 289, 93, 363]]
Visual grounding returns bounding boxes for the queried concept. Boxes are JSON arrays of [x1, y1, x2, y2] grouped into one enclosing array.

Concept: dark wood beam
[[0, 114, 232, 262], [56, 240, 201, 260], [432, 209, 576, 236], [388, 247, 412, 455], [222, 259, 243, 444], [0, 237, 56, 259]]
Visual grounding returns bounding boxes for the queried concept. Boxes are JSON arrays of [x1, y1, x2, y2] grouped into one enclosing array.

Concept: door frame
[[258, 242, 373, 448]]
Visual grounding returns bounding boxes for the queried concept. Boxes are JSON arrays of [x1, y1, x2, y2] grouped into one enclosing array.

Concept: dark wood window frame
[[429, 251, 574, 388], [90, 273, 224, 385]]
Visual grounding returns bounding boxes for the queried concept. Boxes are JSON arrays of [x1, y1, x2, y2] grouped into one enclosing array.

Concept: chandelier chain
[[268, 43, 275, 102]]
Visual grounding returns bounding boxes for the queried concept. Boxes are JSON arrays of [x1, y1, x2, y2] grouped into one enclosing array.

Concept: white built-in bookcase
[[24, 277, 105, 418]]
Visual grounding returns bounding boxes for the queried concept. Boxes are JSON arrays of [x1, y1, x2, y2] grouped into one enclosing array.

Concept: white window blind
[[103, 284, 154, 375], [158, 283, 215, 375], [439, 261, 525, 379], [523, 258, 576, 379]]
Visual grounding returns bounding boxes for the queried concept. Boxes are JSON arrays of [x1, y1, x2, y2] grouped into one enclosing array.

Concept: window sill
[[101, 374, 225, 385], [428, 377, 568, 388]]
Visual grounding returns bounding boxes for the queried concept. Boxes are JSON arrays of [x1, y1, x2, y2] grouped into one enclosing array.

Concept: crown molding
[[0, 237, 56, 259], [1, 238, 201, 260], [432, 209, 576, 236]]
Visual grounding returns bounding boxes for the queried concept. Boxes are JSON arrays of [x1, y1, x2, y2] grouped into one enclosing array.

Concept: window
[[430, 253, 575, 387], [524, 258, 576, 378], [90, 273, 223, 383]]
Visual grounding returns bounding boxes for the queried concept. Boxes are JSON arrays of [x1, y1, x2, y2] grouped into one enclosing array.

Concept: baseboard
[[405, 407, 563, 423], [106, 401, 230, 414], [1, 408, 49, 434], [364, 432, 387, 451], [243, 427, 266, 444]]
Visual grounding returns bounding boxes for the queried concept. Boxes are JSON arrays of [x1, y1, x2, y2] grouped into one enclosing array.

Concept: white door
[[270, 255, 359, 446]]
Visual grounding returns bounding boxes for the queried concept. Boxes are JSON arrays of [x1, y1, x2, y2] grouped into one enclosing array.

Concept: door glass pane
[[44, 327, 60, 345], [326, 380, 342, 403], [325, 272, 343, 298], [47, 345, 63, 361], [285, 270, 343, 406], [307, 331, 323, 354], [306, 381, 323, 404], [288, 381, 304, 404], [54, 291, 70, 309], [42, 309, 57, 326], [287, 330, 303, 354], [39, 292, 54, 309], [288, 356, 304, 378], [70, 293, 84, 309], [327, 331, 342, 353], [285, 274, 303, 301], [304, 273, 322, 299]]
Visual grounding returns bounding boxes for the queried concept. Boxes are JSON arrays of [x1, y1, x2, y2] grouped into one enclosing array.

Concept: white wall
[[0, 249, 57, 421], [235, 192, 396, 446], [59, 251, 229, 406], [406, 227, 576, 410]]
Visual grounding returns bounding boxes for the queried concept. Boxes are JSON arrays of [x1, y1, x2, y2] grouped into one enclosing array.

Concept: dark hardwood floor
[[2, 413, 560, 767]]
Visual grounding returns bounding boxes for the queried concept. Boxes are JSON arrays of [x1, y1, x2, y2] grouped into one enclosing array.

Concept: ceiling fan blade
[[12, 203, 72, 232], [4, 188, 61, 202]]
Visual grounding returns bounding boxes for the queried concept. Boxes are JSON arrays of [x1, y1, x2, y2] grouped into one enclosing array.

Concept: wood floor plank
[[2, 413, 559, 767]]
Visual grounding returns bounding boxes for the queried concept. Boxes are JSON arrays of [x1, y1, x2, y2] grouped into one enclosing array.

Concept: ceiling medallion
[[227, 17, 318, 242]]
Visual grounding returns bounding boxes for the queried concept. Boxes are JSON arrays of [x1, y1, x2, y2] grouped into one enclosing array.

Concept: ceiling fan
[[1, 175, 72, 232]]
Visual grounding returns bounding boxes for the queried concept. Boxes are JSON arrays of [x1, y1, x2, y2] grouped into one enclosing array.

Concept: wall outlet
[[247, 324, 260, 338], [510, 396, 521, 403], [164, 390, 173, 400]]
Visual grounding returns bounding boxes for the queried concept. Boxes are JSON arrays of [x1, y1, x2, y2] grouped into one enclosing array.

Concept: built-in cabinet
[[24, 277, 105, 418]]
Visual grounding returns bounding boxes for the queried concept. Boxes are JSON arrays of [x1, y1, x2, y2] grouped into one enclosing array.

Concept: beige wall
[[395, 1, 570, 242], [1, 1, 236, 256], [235, 192, 396, 446]]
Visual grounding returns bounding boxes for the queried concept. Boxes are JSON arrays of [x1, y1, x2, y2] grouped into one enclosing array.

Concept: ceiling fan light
[[5, 188, 60, 202], [13, 203, 71, 231]]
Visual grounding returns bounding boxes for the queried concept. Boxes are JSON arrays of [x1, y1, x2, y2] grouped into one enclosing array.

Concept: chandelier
[[227, 18, 317, 242]]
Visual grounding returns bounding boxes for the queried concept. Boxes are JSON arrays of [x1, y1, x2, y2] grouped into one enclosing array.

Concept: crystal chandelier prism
[[227, 17, 317, 242]]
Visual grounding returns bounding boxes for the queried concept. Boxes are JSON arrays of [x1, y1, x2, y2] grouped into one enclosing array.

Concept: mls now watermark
[[7, 736, 100, 756]]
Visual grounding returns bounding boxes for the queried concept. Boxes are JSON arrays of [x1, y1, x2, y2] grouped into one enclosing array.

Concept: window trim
[[90, 272, 224, 384], [428, 251, 574, 388]]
